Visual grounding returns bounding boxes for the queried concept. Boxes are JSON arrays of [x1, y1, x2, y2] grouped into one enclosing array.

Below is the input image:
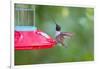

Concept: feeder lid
[[15, 27, 56, 50], [15, 26, 37, 31]]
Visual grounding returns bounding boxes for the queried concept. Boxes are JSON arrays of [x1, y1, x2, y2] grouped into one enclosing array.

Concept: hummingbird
[[55, 23, 73, 47], [50, 16, 73, 47]]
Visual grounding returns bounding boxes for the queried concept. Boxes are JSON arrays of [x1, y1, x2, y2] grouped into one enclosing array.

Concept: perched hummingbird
[[50, 16, 73, 47]]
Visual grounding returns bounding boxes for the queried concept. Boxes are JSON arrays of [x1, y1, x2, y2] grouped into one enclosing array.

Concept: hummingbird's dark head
[[56, 24, 61, 31]]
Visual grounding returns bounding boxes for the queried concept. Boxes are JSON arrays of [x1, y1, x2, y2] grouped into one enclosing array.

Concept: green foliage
[[15, 4, 94, 65]]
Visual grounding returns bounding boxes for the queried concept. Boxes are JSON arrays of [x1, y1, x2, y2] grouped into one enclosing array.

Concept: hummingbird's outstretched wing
[[61, 32, 73, 37], [56, 34, 65, 47], [56, 32, 73, 47]]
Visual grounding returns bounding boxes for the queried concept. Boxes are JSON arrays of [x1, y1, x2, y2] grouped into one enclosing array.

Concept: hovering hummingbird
[[55, 23, 73, 47], [50, 16, 73, 47]]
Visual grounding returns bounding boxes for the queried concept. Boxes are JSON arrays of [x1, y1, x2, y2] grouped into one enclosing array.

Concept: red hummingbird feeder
[[15, 6, 56, 50], [15, 27, 56, 50]]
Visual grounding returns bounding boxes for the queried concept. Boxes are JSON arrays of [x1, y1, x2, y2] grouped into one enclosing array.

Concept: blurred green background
[[14, 4, 94, 65]]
